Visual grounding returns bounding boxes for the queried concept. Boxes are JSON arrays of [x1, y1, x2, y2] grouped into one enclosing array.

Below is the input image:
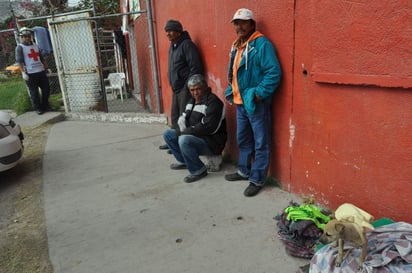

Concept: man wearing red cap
[[224, 8, 282, 197]]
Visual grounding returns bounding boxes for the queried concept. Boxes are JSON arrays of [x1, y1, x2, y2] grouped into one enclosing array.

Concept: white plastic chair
[[105, 73, 126, 102]]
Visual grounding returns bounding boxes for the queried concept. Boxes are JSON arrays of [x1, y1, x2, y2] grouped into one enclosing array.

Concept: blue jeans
[[236, 102, 272, 186], [163, 129, 211, 175]]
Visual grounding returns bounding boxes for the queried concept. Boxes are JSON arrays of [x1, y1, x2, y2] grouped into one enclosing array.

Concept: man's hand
[[178, 115, 187, 131], [22, 72, 29, 81]]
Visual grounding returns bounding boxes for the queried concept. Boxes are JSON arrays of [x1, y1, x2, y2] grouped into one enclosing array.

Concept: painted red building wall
[[129, 0, 159, 111], [131, 1, 412, 222]]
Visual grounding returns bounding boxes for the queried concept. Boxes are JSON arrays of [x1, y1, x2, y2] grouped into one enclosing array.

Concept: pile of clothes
[[276, 202, 412, 272], [275, 201, 330, 259]]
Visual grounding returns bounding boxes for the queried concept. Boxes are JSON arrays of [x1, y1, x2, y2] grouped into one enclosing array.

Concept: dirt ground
[[0, 124, 53, 273]]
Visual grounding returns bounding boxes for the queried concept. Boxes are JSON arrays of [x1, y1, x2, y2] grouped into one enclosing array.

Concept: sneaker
[[244, 183, 262, 197], [184, 170, 208, 183], [159, 144, 169, 150], [225, 172, 249, 181], [170, 163, 187, 170], [35, 109, 44, 115], [205, 155, 222, 172]]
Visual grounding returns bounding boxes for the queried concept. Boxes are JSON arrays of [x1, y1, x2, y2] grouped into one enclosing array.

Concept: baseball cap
[[231, 8, 254, 22], [19, 27, 33, 36]]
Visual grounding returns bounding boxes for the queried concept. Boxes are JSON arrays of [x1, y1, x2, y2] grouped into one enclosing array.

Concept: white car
[[0, 111, 24, 172]]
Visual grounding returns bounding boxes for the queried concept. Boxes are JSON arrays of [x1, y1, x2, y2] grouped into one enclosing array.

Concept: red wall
[[143, 0, 411, 222], [292, 1, 412, 223], [152, 1, 295, 178], [131, 0, 158, 111]]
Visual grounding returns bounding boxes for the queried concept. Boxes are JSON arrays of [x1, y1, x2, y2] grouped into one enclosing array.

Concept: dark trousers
[[26, 71, 50, 111], [171, 86, 192, 127]]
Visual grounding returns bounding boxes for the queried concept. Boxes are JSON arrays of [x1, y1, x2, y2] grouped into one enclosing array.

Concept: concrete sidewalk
[[24, 111, 308, 273]]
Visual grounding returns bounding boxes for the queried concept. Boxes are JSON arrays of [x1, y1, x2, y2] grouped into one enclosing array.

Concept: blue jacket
[[225, 35, 282, 114]]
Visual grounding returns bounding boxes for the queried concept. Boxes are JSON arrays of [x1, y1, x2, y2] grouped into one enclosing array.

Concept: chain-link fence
[[0, 29, 18, 75], [1, 6, 158, 114], [0, 28, 61, 96]]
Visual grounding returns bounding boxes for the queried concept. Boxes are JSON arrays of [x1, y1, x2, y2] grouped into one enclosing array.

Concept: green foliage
[[0, 16, 17, 65], [77, 0, 121, 29], [2, 0, 121, 31], [49, 93, 63, 110], [14, 87, 33, 115], [78, 0, 120, 15], [0, 77, 62, 115], [0, 77, 32, 115], [0, 16, 14, 30], [0, 77, 26, 109]]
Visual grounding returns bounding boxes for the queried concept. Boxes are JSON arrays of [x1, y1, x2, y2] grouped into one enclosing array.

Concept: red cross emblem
[[28, 48, 40, 61]]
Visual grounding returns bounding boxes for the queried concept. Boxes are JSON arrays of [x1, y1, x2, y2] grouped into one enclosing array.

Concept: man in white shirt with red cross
[[15, 27, 52, 115]]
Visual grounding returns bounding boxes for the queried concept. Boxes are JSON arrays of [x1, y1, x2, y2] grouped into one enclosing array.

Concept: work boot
[[159, 144, 168, 150], [184, 170, 208, 183], [243, 183, 262, 197], [225, 172, 249, 181]]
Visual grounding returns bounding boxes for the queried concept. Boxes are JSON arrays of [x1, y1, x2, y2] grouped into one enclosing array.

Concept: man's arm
[[184, 96, 225, 136], [184, 41, 204, 77], [254, 38, 282, 99], [15, 45, 29, 80], [15, 45, 25, 71]]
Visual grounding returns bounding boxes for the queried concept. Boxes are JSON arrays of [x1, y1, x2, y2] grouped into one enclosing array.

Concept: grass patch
[[0, 77, 26, 111], [0, 76, 62, 115]]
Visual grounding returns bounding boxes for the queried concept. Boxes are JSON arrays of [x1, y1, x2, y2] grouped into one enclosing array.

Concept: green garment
[[285, 204, 330, 230]]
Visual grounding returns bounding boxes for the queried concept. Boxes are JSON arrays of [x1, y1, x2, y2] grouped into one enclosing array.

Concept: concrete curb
[[66, 112, 168, 124], [12, 111, 168, 130], [45, 112, 66, 125]]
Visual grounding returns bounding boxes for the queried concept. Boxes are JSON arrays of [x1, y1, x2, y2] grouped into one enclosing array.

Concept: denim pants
[[163, 129, 211, 175], [236, 102, 272, 186]]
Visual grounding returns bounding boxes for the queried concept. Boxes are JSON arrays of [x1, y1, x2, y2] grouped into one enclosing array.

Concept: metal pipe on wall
[[145, 0, 161, 113]]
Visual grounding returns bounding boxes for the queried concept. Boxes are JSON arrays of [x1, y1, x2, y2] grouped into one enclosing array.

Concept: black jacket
[[167, 31, 203, 92], [173, 89, 227, 155]]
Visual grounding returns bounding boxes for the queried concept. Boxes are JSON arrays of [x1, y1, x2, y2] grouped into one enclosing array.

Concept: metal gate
[[48, 11, 102, 112], [47, 10, 144, 113]]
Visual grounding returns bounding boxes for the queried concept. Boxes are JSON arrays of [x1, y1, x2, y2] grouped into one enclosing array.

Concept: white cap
[[231, 8, 254, 22], [19, 27, 33, 36]]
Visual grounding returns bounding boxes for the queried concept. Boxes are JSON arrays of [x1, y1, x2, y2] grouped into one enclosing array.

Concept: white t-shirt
[[20, 43, 45, 74]]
